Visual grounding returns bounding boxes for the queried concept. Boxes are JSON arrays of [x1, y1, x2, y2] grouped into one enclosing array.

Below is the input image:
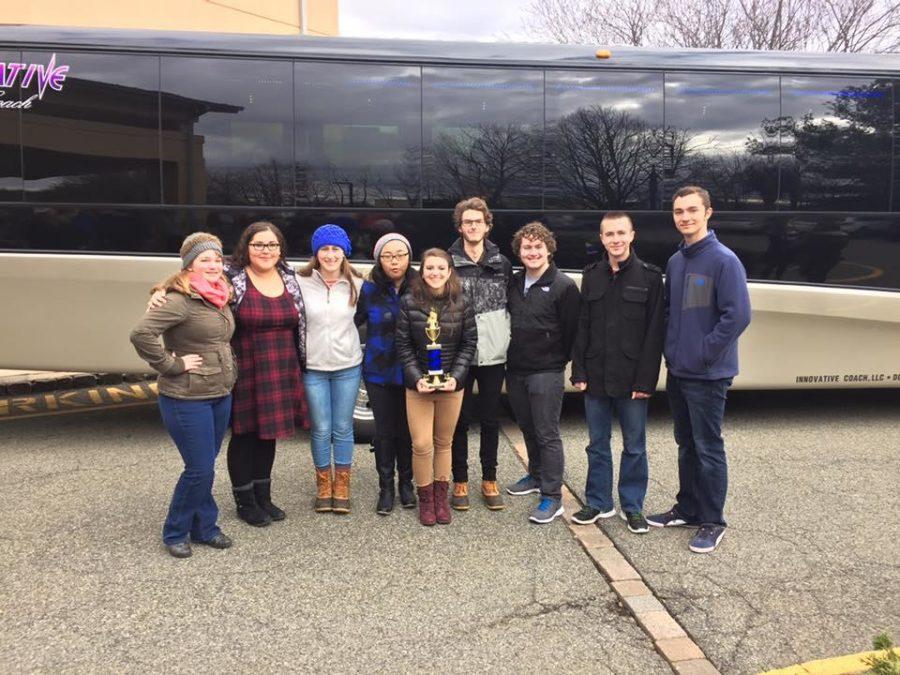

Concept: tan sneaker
[[451, 482, 470, 511], [481, 480, 506, 511]]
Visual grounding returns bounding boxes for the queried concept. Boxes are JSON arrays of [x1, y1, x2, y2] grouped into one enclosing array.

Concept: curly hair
[[511, 221, 557, 259]]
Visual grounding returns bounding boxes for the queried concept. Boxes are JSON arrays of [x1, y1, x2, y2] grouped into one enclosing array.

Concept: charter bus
[[2, 26, 899, 400]]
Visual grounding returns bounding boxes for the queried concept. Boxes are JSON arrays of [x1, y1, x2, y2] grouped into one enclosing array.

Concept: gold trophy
[[424, 308, 447, 388]]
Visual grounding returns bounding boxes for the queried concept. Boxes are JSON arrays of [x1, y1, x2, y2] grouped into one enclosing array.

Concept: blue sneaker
[[528, 497, 564, 524], [646, 506, 698, 528], [507, 474, 540, 496], [689, 525, 726, 553]]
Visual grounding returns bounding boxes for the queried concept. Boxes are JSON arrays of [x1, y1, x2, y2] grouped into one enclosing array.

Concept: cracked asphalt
[[0, 405, 669, 674], [556, 388, 900, 674]]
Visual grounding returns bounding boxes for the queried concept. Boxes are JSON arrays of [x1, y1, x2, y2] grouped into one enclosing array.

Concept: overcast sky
[[340, 0, 537, 42]]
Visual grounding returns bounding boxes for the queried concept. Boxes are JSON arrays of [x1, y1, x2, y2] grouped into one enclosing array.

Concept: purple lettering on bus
[[0, 54, 69, 100], [20, 63, 37, 88]]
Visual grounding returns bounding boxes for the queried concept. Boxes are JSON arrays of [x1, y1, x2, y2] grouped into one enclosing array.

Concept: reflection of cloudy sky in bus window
[[546, 71, 663, 122], [22, 51, 159, 93], [423, 67, 542, 129]]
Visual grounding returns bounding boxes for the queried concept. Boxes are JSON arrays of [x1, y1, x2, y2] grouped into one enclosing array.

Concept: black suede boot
[[232, 484, 271, 527], [398, 479, 417, 508], [374, 438, 396, 515], [253, 479, 285, 521]]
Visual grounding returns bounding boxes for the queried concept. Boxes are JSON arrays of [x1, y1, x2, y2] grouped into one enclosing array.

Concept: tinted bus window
[[422, 67, 542, 208], [545, 71, 664, 210], [779, 76, 892, 211], [665, 73, 780, 210], [21, 52, 160, 204], [295, 63, 421, 207], [0, 50, 22, 201], [160, 57, 293, 206]]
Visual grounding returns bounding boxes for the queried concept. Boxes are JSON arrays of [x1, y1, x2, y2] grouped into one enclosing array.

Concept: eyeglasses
[[379, 252, 410, 262], [461, 218, 485, 227], [249, 242, 281, 252]]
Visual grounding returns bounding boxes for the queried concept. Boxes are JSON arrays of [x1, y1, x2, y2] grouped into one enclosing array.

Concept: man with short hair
[[448, 197, 512, 511], [570, 212, 664, 534], [647, 186, 751, 554], [505, 222, 581, 524]]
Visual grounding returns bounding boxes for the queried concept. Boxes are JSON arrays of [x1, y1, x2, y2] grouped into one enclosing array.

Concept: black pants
[[451, 363, 505, 483], [227, 432, 276, 488], [366, 382, 413, 488]]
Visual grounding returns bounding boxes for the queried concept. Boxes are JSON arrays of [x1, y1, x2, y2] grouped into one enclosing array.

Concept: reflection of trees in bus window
[[665, 73, 780, 210], [20, 51, 161, 205], [0, 51, 22, 202], [160, 57, 293, 206], [422, 68, 542, 208], [295, 63, 422, 207], [776, 77, 892, 211], [544, 71, 668, 210]]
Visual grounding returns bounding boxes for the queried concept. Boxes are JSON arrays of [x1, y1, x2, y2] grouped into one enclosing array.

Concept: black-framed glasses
[[249, 242, 281, 252], [379, 252, 410, 262]]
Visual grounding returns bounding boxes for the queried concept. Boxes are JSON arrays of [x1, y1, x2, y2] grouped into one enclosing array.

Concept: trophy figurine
[[424, 308, 447, 388]]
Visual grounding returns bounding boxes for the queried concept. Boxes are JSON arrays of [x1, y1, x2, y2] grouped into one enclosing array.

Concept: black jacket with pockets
[[395, 293, 477, 390], [571, 253, 665, 397], [506, 263, 581, 374]]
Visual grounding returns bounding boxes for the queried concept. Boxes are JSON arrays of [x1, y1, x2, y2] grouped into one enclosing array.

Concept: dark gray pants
[[506, 370, 565, 499]]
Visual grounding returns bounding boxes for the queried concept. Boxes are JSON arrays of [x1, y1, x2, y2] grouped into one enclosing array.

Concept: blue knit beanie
[[311, 224, 352, 257]]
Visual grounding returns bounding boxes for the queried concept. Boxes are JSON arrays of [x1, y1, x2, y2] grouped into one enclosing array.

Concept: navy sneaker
[[507, 474, 541, 496], [572, 505, 616, 524], [528, 497, 564, 524], [689, 525, 726, 553], [646, 506, 697, 528]]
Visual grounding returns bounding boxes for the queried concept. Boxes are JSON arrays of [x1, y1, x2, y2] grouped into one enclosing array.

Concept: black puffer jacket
[[395, 293, 477, 390]]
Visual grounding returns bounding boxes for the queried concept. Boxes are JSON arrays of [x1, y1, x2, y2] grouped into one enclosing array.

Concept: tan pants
[[405, 389, 464, 486]]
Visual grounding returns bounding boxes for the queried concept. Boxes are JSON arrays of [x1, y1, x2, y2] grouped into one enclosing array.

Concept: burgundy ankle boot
[[417, 483, 436, 526], [433, 480, 452, 524]]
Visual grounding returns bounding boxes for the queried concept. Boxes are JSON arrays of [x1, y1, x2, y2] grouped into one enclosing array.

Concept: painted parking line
[[501, 419, 722, 675], [760, 648, 900, 675], [0, 381, 158, 421]]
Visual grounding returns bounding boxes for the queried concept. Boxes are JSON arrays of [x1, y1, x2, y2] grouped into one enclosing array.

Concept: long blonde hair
[[299, 256, 362, 306]]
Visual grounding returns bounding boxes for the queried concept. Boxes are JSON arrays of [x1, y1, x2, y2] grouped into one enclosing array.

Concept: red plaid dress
[[231, 282, 309, 438]]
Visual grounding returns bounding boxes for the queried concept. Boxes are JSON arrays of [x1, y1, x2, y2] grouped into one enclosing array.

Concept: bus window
[[422, 67, 542, 209], [160, 57, 293, 207], [779, 76, 892, 212], [544, 70, 663, 210], [0, 50, 22, 202], [21, 51, 161, 204], [664, 72, 780, 211], [295, 62, 421, 208]]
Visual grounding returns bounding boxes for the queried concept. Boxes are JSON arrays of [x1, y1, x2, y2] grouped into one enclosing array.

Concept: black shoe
[[572, 505, 616, 524], [166, 541, 192, 558], [621, 511, 650, 534], [233, 485, 272, 527], [398, 480, 417, 508], [253, 479, 286, 521], [198, 533, 233, 549], [376, 488, 395, 515]]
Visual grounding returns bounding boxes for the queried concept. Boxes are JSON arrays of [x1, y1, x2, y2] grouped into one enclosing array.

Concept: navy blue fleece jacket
[[664, 231, 751, 380]]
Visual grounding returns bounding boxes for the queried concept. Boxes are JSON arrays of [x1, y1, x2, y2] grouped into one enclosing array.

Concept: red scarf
[[189, 272, 229, 308]]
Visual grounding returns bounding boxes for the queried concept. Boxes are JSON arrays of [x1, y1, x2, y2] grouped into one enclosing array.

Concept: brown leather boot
[[451, 481, 470, 511], [433, 480, 452, 524], [332, 466, 351, 514], [314, 468, 332, 513], [417, 483, 436, 526], [481, 480, 506, 511]]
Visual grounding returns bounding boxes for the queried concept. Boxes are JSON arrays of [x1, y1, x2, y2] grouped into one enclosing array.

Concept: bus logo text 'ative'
[[0, 53, 69, 109]]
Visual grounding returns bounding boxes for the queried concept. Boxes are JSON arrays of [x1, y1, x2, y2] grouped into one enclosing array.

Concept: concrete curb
[[760, 648, 900, 674], [501, 419, 721, 675]]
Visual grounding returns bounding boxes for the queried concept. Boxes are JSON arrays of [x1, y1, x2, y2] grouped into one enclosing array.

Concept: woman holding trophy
[[395, 249, 477, 526]]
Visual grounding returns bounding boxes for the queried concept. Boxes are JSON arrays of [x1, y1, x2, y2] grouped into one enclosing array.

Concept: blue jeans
[[666, 374, 732, 527], [583, 393, 648, 513], [157, 394, 232, 545], [304, 365, 362, 468]]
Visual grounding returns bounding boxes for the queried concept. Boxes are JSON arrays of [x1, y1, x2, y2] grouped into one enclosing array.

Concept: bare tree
[[522, 0, 900, 52], [521, 0, 661, 46]]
